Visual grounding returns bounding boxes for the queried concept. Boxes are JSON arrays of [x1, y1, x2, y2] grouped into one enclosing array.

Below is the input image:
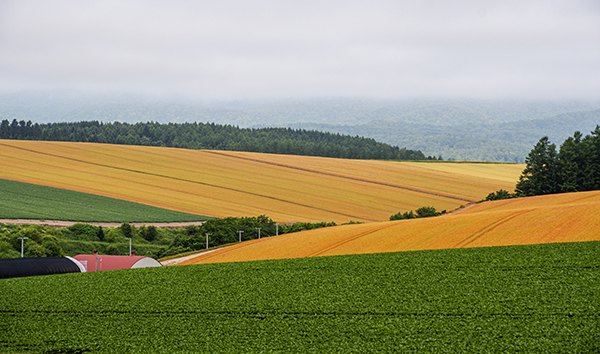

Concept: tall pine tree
[[557, 131, 585, 192], [515, 136, 559, 196]]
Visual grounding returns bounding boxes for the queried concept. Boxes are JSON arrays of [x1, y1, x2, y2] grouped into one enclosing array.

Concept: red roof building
[[73, 254, 162, 272]]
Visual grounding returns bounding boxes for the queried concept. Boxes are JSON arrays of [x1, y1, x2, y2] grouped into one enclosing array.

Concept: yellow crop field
[[0, 140, 522, 223], [180, 190, 600, 264]]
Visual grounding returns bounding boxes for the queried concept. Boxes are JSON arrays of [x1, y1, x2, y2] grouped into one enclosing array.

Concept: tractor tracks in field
[[306, 223, 399, 258], [2, 143, 476, 222], [453, 210, 530, 248], [205, 150, 477, 204], [0, 143, 372, 221]]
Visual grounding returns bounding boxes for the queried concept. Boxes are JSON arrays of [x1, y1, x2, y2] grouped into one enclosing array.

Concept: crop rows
[[1, 241, 598, 353], [0, 140, 522, 222], [182, 190, 600, 264], [0, 178, 209, 222]]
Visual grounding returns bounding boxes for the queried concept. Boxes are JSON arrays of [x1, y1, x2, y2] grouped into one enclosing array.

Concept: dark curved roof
[[0, 257, 84, 279]]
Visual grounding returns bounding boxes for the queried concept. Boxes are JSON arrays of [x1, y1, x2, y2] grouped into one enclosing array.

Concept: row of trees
[[515, 126, 600, 196], [0, 119, 439, 160], [164, 216, 339, 256], [0, 216, 345, 259], [484, 125, 600, 200]]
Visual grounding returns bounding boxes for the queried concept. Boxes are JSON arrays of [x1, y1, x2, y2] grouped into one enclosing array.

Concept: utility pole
[[256, 227, 261, 239], [205, 233, 212, 249], [276, 223, 279, 236], [17, 237, 28, 257], [237, 230, 244, 242], [125, 238, 132, 256]]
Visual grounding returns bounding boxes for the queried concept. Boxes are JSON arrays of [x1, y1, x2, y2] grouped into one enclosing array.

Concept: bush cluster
[[389, 206, 445, 221]]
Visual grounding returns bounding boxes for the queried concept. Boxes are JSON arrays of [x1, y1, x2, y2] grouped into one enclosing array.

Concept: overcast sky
[[0, 0, 599, 101]]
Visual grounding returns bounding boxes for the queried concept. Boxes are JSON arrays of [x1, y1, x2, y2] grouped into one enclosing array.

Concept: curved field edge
[[181, 190, 600, 264], [0, 140, 522, 223], [0, 178, 210, 222], [0, 241, 598, 353]]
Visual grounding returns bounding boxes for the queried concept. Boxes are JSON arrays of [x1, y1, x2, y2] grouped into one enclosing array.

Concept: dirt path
[[0, 219, 205, 229], [442, 202, 477, 216], [160, 248, 223, 266]]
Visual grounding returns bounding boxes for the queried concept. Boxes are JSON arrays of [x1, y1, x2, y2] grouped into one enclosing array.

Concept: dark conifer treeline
[[500, 126, 600, 198], [0, 119, 435, 160]]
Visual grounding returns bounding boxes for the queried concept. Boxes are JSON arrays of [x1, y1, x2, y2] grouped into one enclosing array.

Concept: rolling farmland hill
[[181, 190, 600, 264], [1, 241, 597, 353], [0, 140, 522, 223]]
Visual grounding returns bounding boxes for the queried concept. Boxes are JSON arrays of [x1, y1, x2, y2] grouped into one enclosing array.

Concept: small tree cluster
[[389, 206, 445, 221], [484, 189, 516, 201], [511, 126, 600, 197], [481, 126, 600, 201]]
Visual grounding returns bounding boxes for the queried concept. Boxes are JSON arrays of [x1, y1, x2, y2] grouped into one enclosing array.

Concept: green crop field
[[0, 178, 210, 222], [1, 241, 598, 353]]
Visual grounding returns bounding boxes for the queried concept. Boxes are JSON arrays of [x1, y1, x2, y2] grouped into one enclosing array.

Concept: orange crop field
[[180, 190, 600, 264], [0, 140, 522, 223]]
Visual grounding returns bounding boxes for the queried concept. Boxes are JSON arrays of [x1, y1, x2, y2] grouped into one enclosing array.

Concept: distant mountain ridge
[[280, 110, 600, 162], [1, 90, 599, 162]]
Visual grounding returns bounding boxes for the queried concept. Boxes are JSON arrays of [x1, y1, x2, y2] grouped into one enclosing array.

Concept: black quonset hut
[[0, 257, 86, 279]]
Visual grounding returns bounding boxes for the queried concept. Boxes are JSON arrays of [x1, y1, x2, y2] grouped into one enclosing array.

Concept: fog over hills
[[1, 91, 599, 162]]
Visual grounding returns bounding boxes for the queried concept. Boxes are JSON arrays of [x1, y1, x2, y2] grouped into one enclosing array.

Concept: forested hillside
[[0, 120, 430, 160], [2, 92, 599, 162], [284, 110, 600, 162], [2, 92, 598, 127]]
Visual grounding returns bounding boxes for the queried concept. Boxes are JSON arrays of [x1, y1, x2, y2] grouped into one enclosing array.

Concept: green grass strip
[[0, 241, 598, 353], [0, 178, 211, 222]]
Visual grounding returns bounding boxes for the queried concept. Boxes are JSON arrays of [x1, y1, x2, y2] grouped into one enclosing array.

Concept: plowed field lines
[[206, 150, 476, 203], [0, 140, 522, 222], [453, 210, 530, 248], [1, 142, 366, 220], [307, 223, 398, 257], [180, 190, 600, 264]]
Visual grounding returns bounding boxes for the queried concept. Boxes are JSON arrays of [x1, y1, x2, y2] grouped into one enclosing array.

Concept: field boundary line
[[205, 150, 477, 203]]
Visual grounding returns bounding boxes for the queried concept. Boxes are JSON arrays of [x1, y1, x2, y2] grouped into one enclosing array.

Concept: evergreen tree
[[557, 132, 585, 192], [582, 125, 600, 190], [97, 226, 105, 242], [515, 136, 559, 196]]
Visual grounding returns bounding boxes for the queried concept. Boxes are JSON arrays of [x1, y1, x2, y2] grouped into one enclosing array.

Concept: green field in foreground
[[0, 178, 210, 222], [0, 241, 598, 353]]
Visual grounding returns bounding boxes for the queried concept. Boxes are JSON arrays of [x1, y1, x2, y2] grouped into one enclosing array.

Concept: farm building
[[73, 254, 162, 271], [0, 256, 86, 279]]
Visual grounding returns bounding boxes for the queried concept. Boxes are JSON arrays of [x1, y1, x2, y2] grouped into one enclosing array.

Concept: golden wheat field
[[180, 190, 600, 264], [0, 140, 522, 223]]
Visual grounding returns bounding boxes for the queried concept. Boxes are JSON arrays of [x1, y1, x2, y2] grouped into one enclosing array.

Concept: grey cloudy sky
[[0, 0, 599, 100]]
